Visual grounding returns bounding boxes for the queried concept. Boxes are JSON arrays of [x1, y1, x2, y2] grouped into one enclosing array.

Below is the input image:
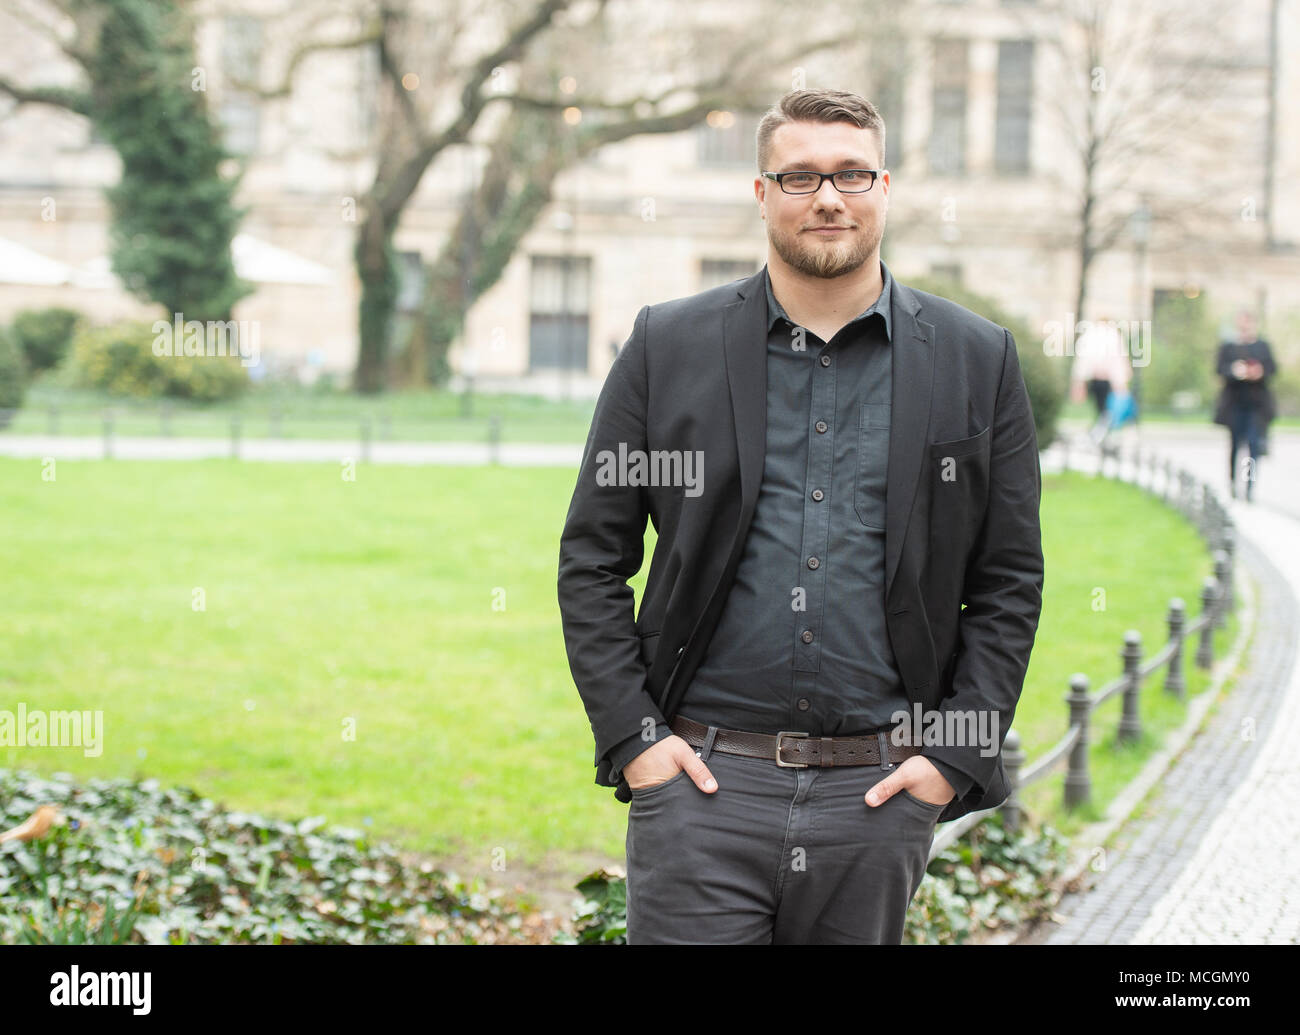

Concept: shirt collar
[[764, 259, 893, 342]]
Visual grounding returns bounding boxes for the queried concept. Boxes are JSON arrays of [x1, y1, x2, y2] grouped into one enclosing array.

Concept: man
[[557, 88, 1044, 944], [1213, 308, 1277, 501]]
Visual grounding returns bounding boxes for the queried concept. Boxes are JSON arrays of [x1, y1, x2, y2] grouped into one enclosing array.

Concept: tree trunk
[[353, 205, 398, 393]]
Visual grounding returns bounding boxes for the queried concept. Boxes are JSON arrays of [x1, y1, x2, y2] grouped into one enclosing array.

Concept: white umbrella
[[75, 233, 338, 288], [230, 233, 336, 285]]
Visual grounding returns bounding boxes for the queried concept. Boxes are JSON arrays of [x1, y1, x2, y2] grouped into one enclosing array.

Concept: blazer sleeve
[[557, 304, 671, 774], [920, 327, 1045, 799]]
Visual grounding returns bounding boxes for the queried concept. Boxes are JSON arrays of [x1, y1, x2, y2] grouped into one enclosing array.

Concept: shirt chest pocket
[[854, 403, 891, 529]]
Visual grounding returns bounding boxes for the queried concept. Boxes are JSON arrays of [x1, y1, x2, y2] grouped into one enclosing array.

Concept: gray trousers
[[624, 728, 944, 944]]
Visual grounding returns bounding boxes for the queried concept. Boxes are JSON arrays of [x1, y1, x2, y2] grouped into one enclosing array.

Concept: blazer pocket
[[927, 425, 992, 567], [928, 425, 990, 459], [854, 403, 891, 530]]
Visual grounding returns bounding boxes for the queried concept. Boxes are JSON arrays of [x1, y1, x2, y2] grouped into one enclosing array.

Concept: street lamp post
[[1129, 200, 1151, 426]]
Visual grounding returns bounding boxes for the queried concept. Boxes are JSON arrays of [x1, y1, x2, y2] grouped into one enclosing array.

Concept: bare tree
[[402, 5, 879, 387], [1023, 0, 1242, 322], [220, 0, 894, 390], [4, 0, 894, 391]]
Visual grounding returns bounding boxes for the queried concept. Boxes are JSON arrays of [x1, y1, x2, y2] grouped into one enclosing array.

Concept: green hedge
[[0, 325, 27, 425], [67, 320, 250, 402], [10, 307, 83, 374]]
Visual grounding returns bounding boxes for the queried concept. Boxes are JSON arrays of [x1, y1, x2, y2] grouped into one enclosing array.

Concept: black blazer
[[557, 267, 1045, 823]]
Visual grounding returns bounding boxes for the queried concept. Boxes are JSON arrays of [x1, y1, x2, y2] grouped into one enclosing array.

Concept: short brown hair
[[755, 89, 885, 172]]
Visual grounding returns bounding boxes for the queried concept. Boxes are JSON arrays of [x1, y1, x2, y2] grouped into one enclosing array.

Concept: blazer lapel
[[885, 280, 935, 594], [722, 270, 769, 534]]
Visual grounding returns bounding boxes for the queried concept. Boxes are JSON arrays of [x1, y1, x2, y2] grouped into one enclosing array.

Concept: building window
[[697, 112, 758, 167], [929, 38, 968, 176], [529, 255, 591, 371], [995, 40, 1034, 174], [220, 16, 262, 156], [700, 259, 757, 291]]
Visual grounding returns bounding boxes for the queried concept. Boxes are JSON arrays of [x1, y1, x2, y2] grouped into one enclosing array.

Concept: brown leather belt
[[670, 715, 921, 769]]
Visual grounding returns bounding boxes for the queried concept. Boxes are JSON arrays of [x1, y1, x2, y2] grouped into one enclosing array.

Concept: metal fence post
[[488, 413, 501, 465], [1196, 576, 1219, 669], [1065, 673, 1092, 809], [1209, 493, 1226, 553], [1213, 550, 1231, 629], [1118, 630, 1143, 744], [1164, 597, 1186, 699], [1220, 524, 1236, 614]]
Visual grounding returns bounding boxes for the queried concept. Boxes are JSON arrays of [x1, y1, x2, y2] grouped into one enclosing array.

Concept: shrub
[[0, 325, 27, 427], [10, 307, 83, 374], [1140, 293, 1217, 412], [0, 768, 525, 945], [68, 320, 250, 402]]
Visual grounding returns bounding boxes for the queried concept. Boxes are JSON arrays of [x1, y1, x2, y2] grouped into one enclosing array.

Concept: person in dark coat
[[1214, 308, 1278, 501]]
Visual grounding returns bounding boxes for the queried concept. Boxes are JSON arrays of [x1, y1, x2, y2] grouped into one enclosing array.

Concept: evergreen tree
[[89, 0, 251, 323]]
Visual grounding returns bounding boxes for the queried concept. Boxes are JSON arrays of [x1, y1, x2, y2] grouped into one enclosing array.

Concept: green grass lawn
[[0, 459, 1237, 890]]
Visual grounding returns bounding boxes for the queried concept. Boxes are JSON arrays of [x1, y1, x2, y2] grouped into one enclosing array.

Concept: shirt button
[[796, 698, 810, 711], [807, 556, 819, 569], [819, 354, 831, 367], [815, 420, 828, 433], [801, 629, 814, 644], [811, 489, 823, 501]]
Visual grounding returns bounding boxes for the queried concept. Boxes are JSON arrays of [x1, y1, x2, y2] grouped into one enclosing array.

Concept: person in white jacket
[[1069, 317, 1133, 444]]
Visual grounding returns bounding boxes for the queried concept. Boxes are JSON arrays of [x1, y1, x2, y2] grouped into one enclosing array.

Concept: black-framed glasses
[[761, 169, 882, 194]]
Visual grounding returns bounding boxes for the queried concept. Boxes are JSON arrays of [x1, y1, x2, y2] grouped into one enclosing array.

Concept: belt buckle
[[775, 730, 809, 768]]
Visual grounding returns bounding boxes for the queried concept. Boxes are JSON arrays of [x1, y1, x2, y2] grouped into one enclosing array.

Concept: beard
[[767, 215, 884, 279]]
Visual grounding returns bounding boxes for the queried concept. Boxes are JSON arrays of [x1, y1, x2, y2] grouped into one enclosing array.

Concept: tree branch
[[0, 74, 91, 114]]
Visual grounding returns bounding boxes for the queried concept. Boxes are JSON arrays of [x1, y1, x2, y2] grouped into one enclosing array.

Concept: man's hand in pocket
[[864, 755, 954, 807], [623, 734, 718, 792]]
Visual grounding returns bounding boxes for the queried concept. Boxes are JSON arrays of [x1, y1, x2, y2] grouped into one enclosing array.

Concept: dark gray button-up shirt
[[608, 259, 972, 800]]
